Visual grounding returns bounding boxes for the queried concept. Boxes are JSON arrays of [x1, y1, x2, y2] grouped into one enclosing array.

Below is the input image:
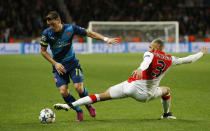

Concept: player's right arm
[[131, 51, 154, 79], [40, 46, 66, 75], [40, 32, 66, 75], [172, 46, 208, 66]]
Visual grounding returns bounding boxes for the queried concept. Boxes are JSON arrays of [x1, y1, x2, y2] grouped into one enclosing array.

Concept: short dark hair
[[46, 11, 60, 21]]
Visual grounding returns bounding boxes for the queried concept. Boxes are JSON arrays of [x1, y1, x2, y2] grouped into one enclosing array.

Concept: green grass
[[0, 53, 210, 131]]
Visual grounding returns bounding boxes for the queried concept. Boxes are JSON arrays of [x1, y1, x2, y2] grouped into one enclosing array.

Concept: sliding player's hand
[[201, 46, 208, 55], [107, 38, 119, 45], [131, 68, 142, 79], [55, 63, 66, 75]]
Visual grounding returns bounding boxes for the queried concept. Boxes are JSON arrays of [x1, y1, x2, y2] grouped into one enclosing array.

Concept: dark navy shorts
[[53, 66, 83, 88]]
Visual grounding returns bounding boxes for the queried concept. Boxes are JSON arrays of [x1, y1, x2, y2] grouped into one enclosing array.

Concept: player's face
[[47, 19, 61, 32], [149, 42, 163, 52], [149, 43, 158, 52]]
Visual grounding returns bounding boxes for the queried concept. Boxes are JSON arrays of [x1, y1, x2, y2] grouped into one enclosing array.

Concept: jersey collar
[[154, 51, 165, 55]]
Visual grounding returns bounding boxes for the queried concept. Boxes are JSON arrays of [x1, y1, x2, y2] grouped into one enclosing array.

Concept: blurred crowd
[[65, 0, 210, 42], [0, 0, 64, 43], [0, 0, 210, 42]]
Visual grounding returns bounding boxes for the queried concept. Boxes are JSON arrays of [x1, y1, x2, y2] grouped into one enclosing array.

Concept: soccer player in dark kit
[[40, 11, 119, 121]]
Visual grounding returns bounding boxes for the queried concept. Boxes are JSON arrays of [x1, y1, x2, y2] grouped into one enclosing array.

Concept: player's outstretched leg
[[54, 94, 101, 109], [160, 86, 176, 119], [54, 103, 70, 111], [54, 93, 100, 121], [54, 83, 126, 120], [54, 89, 113, 111]]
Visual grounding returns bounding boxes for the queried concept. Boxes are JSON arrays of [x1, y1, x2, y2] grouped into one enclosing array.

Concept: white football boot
[[54, 103, 70, 111]]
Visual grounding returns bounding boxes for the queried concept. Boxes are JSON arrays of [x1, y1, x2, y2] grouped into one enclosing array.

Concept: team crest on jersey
[[41, 35, 46, 41], [50, 36, 55, 40], [66, 32, 71, 37], [80, 27, 85, 30]]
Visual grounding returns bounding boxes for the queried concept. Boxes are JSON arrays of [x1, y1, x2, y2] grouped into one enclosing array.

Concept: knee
[[99, 90, 111, 101], [74, 83, 83, 94], [59, 87, 69, 97], [59, 89, 68, 97], [161, 87, 170, 96], [166, 87, 170, 94]]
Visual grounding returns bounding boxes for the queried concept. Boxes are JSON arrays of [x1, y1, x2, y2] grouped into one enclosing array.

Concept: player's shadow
[[37, 118, 206, 124], [93, 118, 158, 123], [88, 118, 205, 124]]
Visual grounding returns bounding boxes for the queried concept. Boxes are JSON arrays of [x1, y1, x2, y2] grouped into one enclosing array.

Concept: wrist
[[104, 37, 109, 42], [138, 67, 143, 71], [199, 51, 204, 56], [52, 61, 58, 66]]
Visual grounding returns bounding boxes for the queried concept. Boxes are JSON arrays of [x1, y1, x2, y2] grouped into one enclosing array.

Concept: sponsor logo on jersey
[[66, 32, 71, 37], [50, 36, 55, 40], [53, 41, 70, 48]]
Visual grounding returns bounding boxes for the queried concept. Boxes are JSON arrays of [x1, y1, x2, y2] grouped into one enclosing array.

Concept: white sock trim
[[95, 94, 100, 101]]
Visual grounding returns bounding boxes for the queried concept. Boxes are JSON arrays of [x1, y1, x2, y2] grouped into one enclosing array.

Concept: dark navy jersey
[[40, 24, 87, 72]]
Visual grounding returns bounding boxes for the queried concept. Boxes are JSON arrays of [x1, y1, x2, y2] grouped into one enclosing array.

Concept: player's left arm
[[86, 30, 119, 45], [172, 46, 208, 66], [73, 25, 119, 45], [132, 52, 154, 79]]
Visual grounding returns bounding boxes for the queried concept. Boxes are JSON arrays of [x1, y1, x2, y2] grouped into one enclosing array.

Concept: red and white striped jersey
[[142, 51, 172, 80], [128, 51, 203, 86], [126, 51, 203, 96], [128, 51, 172, 83]]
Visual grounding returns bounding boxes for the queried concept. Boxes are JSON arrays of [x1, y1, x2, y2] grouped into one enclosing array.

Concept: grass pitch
[[0, 53, 209, 131]]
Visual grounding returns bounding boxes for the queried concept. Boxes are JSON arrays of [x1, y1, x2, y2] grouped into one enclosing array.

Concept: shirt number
[[152, 60, 165, 77]]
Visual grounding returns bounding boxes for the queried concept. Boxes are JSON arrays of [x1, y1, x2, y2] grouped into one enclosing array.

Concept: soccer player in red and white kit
[[54, 39, 208, 119]]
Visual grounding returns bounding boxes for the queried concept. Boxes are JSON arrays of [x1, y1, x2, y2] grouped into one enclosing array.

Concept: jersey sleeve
[[40, 30, 49, 47], [72, 25, 87, 36], [172, 52, 204, 66], [139, 51, 154, 71]]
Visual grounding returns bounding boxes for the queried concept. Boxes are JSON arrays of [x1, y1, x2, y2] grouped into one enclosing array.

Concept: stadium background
[[0, 0, 210, 43], [0, 0, 210, 54], [0, 0, 210, 131]]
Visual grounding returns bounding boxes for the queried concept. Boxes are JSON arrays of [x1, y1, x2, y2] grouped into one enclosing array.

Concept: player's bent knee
[[160, 86, 170, 96], [164, 87, 170, 96], [74, 83, 83, 93], [164, 87, 170, 95], [59, 90, 68, 97], [58, 86, 69, 97], [166, 87, 170, 94]]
